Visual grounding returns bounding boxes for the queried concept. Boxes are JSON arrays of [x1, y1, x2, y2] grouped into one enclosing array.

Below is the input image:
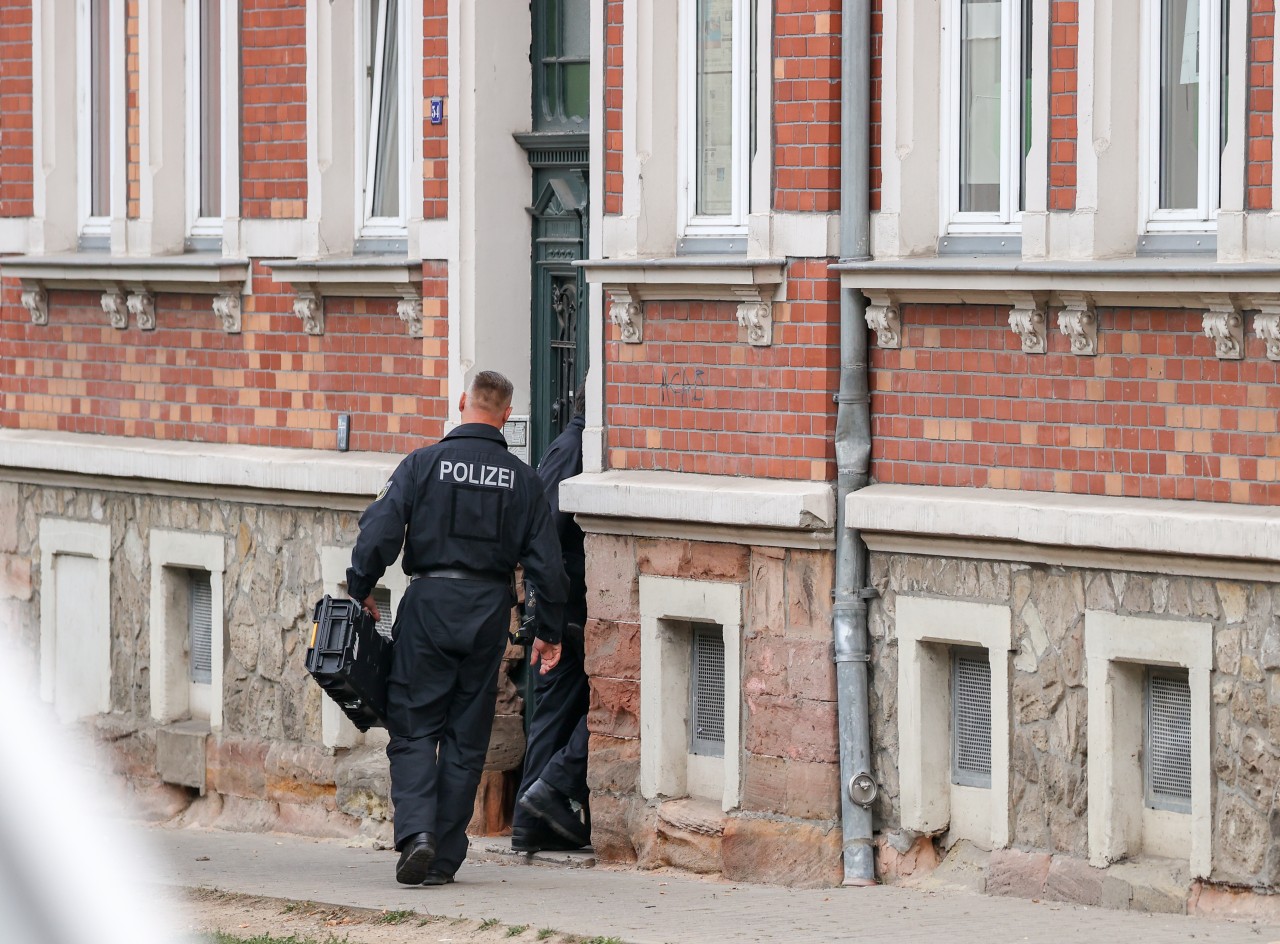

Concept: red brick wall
[[0, 0, 33, 218], [126, 0, 140, 219], [603, 0, 623, 215], [423, 0, 447, 220], [605, 261, 838, 480], [1049, 0, 1079, 211], [871, 304, 1280, 504], [1248, 1, 1274, 211], [773, 2, 841, 212], [869, 0, 882, 212], [241, 0, 306, 220], [0, 265, 449, 451]]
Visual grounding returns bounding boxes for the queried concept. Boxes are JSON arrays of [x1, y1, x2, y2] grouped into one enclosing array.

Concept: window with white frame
[[361, 0, 409, 240], [79, 0, 120, 242], [944, 0, 1031, 232], [188, 0, 226, 241], [681, 0, 753, 244], [1145, 0, 1229, 230]]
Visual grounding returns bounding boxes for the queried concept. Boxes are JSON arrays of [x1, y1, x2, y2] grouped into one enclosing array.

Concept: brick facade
[[605, 261, 838, 481], [870, 304, 1280, 504], [423, 0, 447, 220], [0, 0, 32, 218], [1048, 0, 1079, 211], [603, 0, 623, 216], [1248, 1, 1274, 211], [773, 1, 841, 212], [241, 0, 307, 220], [0, 261, 449, 451]]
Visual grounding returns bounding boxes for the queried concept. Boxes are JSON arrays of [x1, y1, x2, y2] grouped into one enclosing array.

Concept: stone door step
[[466, 835, 597, 869]]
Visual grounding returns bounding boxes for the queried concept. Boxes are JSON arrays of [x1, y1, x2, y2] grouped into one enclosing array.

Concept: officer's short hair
[[469, 370, 514, 413]]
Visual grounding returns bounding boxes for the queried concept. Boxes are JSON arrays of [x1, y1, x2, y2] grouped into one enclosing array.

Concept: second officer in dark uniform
[[346, 370, 569, 887]]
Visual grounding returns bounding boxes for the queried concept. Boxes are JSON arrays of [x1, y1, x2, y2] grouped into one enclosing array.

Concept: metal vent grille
[[188, 570, 213, 685], [690, 626, 725, 757], [372, 587, 394, 639], [1146, 669, 1192, 812], [951, 648, 992, 788]]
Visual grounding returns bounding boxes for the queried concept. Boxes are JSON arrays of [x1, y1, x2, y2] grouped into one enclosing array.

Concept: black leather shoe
[[517, 779, 591, 846], [511, 824, 589, 853], [420, 869, 454, 886], [395, 832, 437, 885]]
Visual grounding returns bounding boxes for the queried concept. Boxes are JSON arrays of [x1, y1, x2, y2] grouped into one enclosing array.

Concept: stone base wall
[[583, 532, 843, 888], [1, 481, 527, 841], [867, 550, 1280, 892]]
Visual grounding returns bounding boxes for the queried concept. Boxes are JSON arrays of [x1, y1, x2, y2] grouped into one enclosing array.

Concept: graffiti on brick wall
[[659, 367, 706, 404]]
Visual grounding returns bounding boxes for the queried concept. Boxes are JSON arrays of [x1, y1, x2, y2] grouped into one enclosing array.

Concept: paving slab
[[146, 826, 1280, 944]]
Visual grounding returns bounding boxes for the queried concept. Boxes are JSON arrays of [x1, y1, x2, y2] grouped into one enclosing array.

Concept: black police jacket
[[537, 413, 586, 565], [346, 423, 570, 643]]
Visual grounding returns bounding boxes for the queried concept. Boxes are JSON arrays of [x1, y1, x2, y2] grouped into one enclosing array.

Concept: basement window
[[690, 625, 726, 758], [186, 569, 213, 720], [1145, 668, 1192, 814], [951, 647, 993, 789]]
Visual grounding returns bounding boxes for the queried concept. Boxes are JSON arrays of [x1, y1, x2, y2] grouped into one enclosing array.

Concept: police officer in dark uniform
[[345, 370, 569, 886], [512, 390, 591, 852]]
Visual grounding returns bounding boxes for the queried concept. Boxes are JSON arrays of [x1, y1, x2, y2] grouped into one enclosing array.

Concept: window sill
[[263, 255, 425, 336], [578, 255, 786, 346], [3, 253, 250, 332]]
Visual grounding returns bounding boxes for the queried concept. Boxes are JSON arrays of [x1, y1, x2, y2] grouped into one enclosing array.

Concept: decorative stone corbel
[[1008, 293, 1047, 354], [213, 294, 242, 334], [294, 293, 324, 335], [1251, 296, 1280, 361], [21, 287, 47, 325], [735, 302, 772, 347], [126, 292, 155, 331], [1202, 297, 1244, 360], [609, 296, 643, 344], [864, 291, 901, 349], [1056, 293, 1097, 355], [397, 297, 424, 338], [101, 291, 128, 330]]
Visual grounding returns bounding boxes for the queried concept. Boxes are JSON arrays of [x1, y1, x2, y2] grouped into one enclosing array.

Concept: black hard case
[[304, 595, 393, 732]]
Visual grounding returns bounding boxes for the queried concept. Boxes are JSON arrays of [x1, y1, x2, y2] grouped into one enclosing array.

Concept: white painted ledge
[[560, 470, 835, 531], [0, 429, 397, 497], [847, 484, 1280, 566]]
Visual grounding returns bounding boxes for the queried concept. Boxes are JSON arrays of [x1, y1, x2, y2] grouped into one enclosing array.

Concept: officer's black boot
[[395, 831, 437, 885], [518, 779, 590, 847]]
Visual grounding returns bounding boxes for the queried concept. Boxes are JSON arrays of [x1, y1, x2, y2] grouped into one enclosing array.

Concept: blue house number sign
[[430, 98, 444, 125]]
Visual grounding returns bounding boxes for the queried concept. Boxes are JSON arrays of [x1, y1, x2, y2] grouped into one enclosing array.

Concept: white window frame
[[76, 0, 125, 242], [678, 0, 752, 241], [357, 0, 412, 241], [186, 0, 237, 242], [1141, 0, 1225, 232], [940, 0, 1027, 234]]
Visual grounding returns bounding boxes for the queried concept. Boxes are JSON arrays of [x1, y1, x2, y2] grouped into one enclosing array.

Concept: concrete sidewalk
[[146, 826, 1280, 944]]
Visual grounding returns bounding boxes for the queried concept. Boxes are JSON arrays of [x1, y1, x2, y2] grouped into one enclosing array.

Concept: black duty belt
[[413, 567, 511, 587]]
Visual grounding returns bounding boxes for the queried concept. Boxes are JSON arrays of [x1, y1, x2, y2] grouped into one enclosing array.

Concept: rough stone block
[[467, 769, 515, 836], [588, 677, 640, 739], [584, 534, 639, 622], [584, 619, 641, 680], [986, 848, 1051, 899], [335, 747, 393, 821], [0, 483, 17, 554], [213, 794, 281, 833], [742, 752, 787, 812], [1042, 855, 1105, 906], [157, 721, 211, 792], [264, 740, 336, 805], [589, 791, 640, 864], [172, 791, 225, 829], [275, 801, 361, 839], [207, 735, 269, 799], [784, 758, 840, 821], [746, 546, 786, 637], [652, 798, 726, 874], [742, 636, 790, 699], [721, 816, 842, 887], [637, 538, 750, 582], [787, 638, 836, 702], [875, 833, 941, 885], [585, 734, 640, 794], [0, 554, 32, 600], [744, 694, 838, 763], [1189, 881, 1280, 921], [483, 713, 526, 771], [126, 779, 196, 823], [785, 549, 835, 640]]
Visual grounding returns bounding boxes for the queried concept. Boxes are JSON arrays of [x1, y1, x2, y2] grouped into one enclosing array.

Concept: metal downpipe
[[834, 0, 875, 886]]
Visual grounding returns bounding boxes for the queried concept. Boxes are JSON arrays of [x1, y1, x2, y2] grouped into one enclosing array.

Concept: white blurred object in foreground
[[0, 650, 188, 944]]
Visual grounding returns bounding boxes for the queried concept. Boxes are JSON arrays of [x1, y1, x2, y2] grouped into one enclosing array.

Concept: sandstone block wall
[[583, 531, 843, 888]]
